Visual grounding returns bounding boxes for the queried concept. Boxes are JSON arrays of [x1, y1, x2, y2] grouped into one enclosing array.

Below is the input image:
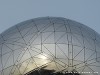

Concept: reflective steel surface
[[0, 17, 100, 75]]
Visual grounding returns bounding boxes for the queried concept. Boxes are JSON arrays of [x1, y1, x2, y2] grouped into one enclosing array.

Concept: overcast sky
[[0, 0, 100, 34]]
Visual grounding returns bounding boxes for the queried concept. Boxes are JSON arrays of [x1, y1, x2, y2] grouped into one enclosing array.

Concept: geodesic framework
[[0, 17, 100, 75]]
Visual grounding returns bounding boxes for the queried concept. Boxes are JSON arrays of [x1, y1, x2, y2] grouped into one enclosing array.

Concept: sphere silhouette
[[0, 17, 100, 75]]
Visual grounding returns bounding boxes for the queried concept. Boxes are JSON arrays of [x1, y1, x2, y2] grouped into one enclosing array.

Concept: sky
[[0, 0, 100, 34]]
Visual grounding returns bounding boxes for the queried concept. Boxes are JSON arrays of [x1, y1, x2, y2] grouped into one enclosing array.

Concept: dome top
[[0, 17, 100, 75]]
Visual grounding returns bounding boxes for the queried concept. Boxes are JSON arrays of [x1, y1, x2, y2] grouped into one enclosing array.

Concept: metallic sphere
[[0, 17, 100, 75]]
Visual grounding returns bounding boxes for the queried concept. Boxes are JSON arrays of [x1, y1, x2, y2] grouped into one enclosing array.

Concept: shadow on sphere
[[25, 66, 80, 75]]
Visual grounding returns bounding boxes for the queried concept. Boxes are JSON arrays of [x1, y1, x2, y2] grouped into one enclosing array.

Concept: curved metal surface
[[0, 17, 100, 75]]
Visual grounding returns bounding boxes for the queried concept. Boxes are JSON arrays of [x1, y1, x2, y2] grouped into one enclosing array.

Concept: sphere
[[0, 17, 100, 75]]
